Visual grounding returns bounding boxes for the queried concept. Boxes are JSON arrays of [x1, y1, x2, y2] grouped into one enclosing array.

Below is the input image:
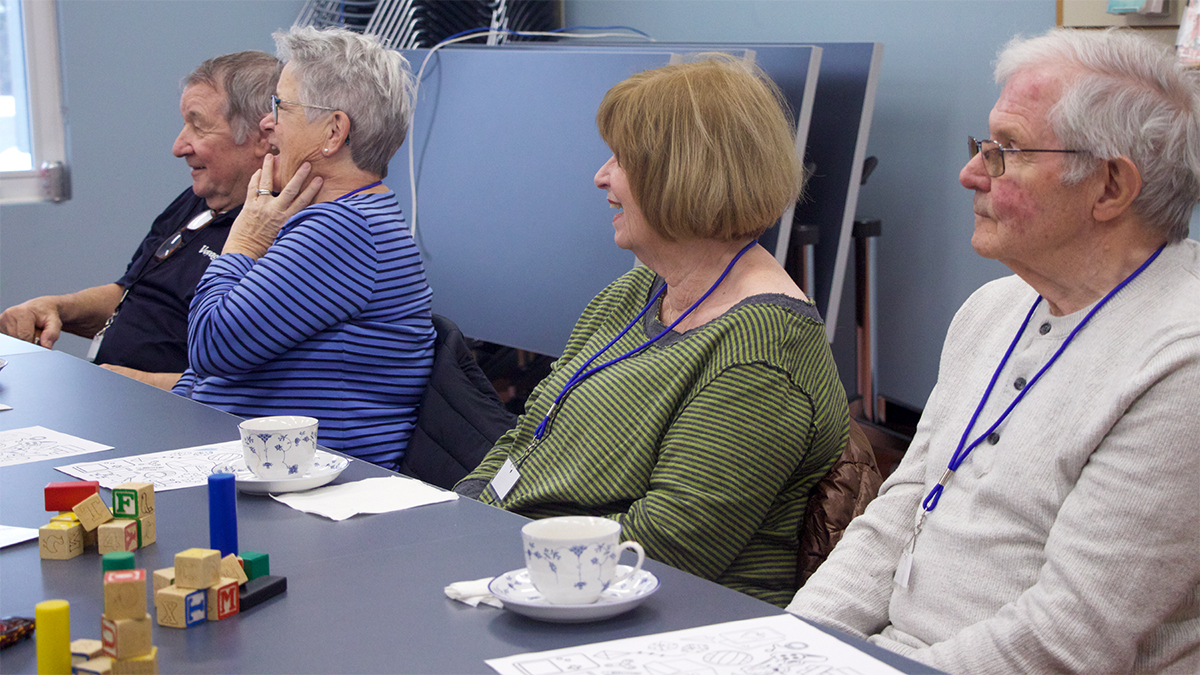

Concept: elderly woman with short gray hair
[[173, 26, 434, 472]]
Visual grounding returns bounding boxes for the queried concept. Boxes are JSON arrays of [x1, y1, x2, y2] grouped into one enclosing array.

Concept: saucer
[[211, 450, 349, 494], [488, 565, 659, 623]]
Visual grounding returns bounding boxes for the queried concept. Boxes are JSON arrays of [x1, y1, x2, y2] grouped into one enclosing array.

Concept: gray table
[[0, 332, 46, 357], [0, 350, 934, 673]]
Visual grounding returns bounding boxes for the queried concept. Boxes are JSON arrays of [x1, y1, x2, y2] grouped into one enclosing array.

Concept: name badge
[[489, 458, 521, 501]]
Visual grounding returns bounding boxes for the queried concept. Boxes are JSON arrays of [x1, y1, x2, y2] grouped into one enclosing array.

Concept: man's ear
[[251, 127, 272, 159], [1093, 156, 1142, 223]]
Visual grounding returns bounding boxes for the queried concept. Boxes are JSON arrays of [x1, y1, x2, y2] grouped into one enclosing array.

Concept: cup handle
[[611, 541, 645, 585]]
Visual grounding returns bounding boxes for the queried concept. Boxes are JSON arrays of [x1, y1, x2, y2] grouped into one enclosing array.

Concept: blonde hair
[[597, 55, 803, 241]]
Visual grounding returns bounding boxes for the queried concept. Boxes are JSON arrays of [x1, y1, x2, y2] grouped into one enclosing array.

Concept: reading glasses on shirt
[[271, 94, 339, 124], [968, 136, 1085, 178]]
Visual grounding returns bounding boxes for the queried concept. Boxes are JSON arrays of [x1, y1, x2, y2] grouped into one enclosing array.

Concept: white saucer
[[488, 565, 659, 623], [211, 450, 349, 494]]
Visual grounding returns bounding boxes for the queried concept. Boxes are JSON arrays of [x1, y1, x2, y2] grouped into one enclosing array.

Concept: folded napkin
[[270, 475, 457, 521], [445, 577, 502, 608]]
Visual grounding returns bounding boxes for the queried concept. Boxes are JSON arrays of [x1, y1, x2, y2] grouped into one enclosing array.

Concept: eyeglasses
[[968, 136, 1085, 178], [271, 94, 339, 123]]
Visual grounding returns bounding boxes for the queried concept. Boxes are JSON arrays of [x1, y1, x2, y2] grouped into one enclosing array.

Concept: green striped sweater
[[461, 266, 848, 606]]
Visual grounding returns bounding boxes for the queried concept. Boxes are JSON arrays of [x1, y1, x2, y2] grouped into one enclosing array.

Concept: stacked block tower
[[38, 481, 157, 560]]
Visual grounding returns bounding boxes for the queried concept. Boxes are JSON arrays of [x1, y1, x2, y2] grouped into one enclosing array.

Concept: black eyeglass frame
[[968, 136, 1086, 178], [271, 94, 340, 124]]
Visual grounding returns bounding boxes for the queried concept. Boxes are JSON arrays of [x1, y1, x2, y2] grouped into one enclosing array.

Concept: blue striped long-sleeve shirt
[[173, 191, 434, 470]]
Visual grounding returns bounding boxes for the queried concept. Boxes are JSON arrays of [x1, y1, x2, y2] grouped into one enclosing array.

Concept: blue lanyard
[[921, 244, 1166, 514], [533, 239, 758, 441], [337, 181, 383, 201]]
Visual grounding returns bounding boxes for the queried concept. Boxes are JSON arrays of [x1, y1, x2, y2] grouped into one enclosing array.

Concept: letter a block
[[103, 569, 147, 620], [154, 586, 206, 628], [206, 577, 240, 621], [174, 548, 219, 588], [100, 613, 152, 660], [98, 520, 138, 554], [219, 554, 248, 585], [39, 521, 84, 560], [112, 483, 154, 519], [73, 493, 114, 531]]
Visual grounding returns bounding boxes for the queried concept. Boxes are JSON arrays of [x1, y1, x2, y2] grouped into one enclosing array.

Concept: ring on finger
[[256, 189, 271, 196]]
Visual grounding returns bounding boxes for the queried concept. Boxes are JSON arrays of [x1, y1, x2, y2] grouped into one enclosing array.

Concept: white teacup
[[521, 516, 645, 605], [238, 416, 318, 480]]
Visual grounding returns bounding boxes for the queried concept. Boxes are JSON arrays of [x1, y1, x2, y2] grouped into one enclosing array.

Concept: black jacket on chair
[[398, 315, 517, 489]]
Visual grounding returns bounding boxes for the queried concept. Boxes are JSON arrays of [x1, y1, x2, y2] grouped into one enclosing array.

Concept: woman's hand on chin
[[222, 155, 323, 260]]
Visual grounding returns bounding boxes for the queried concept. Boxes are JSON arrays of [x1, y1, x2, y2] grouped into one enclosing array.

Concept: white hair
[[996, 28, 1200, 243], [183, 51, 280, 145], [274, 26, 415, 177]]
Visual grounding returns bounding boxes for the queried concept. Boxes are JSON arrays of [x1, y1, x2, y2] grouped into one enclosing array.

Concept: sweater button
[[987, 432, 1001, 445], [1039, 322, 1051, 335], [1014, 377, 1027, 391]]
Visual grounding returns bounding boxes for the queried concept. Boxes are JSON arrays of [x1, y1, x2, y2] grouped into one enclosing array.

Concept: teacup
[[238, 416, 318, 480], [521, 516, 645, 604]]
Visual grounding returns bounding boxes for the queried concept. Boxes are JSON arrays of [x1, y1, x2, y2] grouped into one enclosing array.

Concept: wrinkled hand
[[0, 297, 62, 347], [222, 155, 323, 259], [99, 365, 182, 391]]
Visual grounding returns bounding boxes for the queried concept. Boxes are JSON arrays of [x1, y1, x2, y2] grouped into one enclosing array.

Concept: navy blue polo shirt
[[94, 188, 237, 373]]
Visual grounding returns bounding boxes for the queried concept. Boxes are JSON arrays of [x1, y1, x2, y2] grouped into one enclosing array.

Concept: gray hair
[[183, 51, 281, 145], [274, 26, 415, 178], [995, 28, 1200, 243]]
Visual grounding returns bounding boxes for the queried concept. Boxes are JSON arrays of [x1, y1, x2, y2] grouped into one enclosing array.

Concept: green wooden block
[[102, 551, 135, 572], [240, 551, 269, 581]]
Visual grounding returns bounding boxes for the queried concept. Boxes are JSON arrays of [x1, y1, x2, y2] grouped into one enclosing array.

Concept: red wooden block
[[44, 481, 100, 512]]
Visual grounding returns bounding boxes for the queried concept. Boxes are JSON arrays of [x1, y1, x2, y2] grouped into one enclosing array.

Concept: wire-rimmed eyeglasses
[[968, 136, 1086, 178], [271, 94, 339, 123]]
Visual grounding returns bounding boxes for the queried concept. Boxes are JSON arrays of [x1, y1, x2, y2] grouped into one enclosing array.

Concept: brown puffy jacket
[[797, 418, 884, 586]]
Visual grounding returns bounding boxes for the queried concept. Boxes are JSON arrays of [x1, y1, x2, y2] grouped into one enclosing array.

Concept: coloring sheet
[[0, 426, 113, 467], [57, 441, 243, 491], [486, 614, 906, 675]]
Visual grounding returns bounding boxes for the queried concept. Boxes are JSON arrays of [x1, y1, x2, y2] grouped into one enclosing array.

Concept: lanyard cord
[[532, 238, 758, 441], [921, 244, 1166, 513]]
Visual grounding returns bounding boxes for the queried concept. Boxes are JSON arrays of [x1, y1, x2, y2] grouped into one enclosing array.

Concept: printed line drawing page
[[57, 441, 243, 491], [0, 426, 114, 468], [486, 614, 906, 675]]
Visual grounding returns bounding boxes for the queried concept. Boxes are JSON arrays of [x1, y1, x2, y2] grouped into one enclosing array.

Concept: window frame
[[0, 0, 67, 204]]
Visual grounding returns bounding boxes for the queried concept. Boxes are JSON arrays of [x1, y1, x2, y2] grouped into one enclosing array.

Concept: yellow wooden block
[[39, 521, 84, 560], [112, 646, 157, 675], [111, 482, 154, 518], [151, 568, 175, 594], [100, 613, 151, 660], [174, 548, 220, 588], [75, 655, 114, 675], [103, 569, 147, 621], [135, 514, 156, 548], [71, 638, 105, 665], [97, 520, 138, 555], [220, 554, 248, 585], [73, 493, 114, 531], [50, 512, 79, 524]]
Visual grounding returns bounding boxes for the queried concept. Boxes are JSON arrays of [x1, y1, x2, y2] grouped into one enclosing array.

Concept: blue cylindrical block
[[208, 473, 238, 557]]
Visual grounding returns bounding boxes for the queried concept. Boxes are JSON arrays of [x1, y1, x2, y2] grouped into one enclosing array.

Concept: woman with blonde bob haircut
[[458, 55, 849, 607]]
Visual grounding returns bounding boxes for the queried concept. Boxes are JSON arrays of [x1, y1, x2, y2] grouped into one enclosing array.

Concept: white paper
[[0, 404, 12, 412], [0, 525, 39, 548], [56, 441, 243, 491], [0, 426, 113, 467], [271, 475, 457, 521], [486, 614, 905, 675]]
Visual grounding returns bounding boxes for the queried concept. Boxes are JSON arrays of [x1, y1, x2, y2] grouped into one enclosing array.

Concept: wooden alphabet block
[[84, 525, 98, 549], [44, 481, 99, 511], [151, 568, 175, 594], [75, 656, 115, 675], [39, 521, 84, 560], [239, 551, 269, 580], [111, 482, 154, 519], [99, 613, 152, 660], [112, 646, 157, 675], [73, 493, 114, 531], [71, 638, 105, 664], [103, 569, 147, 620], [97, 520, 138, 554], [174, 548, 220, 588], [206, 577, 240, 621], [154, 586, 206, 628], [220, 554, 248, 585], [134, 513, 156, 548]]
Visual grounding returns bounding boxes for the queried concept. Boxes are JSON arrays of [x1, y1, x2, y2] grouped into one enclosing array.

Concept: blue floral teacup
[[238, 416, 319, 480], [521, 515, 645, 604]]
